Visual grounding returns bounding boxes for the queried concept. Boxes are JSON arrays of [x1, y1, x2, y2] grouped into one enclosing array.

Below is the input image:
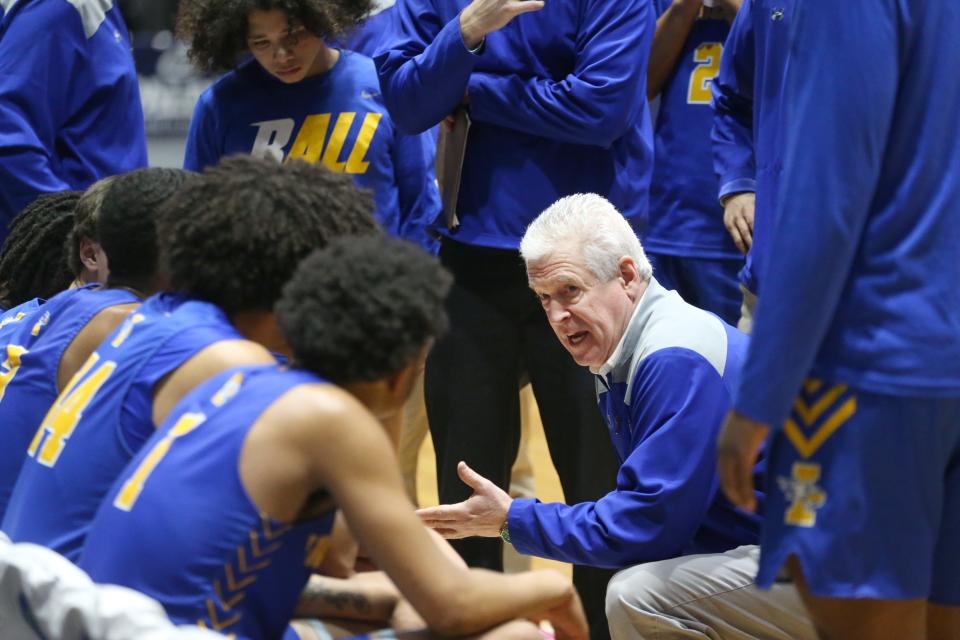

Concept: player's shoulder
[[8, 0, 114, 39]]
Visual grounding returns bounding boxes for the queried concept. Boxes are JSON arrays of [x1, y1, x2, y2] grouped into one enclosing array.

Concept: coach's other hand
[[417, 461, 513, 538]]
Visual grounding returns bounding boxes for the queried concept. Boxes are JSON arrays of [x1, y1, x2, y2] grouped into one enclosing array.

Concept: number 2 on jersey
[[687, 42, 723, 105]]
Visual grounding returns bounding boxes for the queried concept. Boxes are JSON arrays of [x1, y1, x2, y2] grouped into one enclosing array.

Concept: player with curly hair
[[2, 156, 379, 563], [81, 235, 588, 640], [176, 0, 440, 253], [0, 168, 192, 521]]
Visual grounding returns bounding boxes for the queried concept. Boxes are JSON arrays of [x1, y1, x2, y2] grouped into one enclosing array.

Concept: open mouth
[[567, 331, 588, 346]]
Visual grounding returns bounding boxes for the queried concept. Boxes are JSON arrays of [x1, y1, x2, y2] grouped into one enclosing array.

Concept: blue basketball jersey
[[646, 2, 739, 260], [81, 365, 337, 640], [0, 298, 41, 324], [0, 285, 139, 519], [2, 293, 245, 560]]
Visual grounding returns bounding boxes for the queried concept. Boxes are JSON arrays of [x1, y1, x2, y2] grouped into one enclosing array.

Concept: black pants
[[425, 239, 619, 639]]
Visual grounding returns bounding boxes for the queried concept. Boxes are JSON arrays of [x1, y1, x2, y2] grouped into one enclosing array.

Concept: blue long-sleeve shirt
[[508, 279, 762, 568], [734, 0, 960, 427], [183, 52, 440, 252], [0, 0, 147, 240], [374, 0, 654, 249], [710, 0, 792, 293]]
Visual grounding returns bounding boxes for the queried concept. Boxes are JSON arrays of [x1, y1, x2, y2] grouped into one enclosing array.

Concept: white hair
[[520, 193, 652, 282]]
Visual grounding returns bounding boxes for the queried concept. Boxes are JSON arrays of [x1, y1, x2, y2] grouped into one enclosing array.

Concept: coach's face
[[527, 246, 645, 371]]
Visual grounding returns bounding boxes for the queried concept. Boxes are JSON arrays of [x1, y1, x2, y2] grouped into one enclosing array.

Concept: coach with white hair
[[419, 193, 817, 639]]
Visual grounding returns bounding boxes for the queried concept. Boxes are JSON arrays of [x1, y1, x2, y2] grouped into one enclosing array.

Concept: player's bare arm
[[251, 384, 587, 639], [57, 302, 140, 391]]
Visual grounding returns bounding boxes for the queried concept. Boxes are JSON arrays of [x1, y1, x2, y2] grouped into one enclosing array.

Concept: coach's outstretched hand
[[417, 461, 513, 539], [460, 0, 545, 49]]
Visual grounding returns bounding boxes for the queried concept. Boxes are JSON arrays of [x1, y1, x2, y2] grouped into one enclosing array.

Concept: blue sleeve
[[710, 1, 756, 200], [467, 0, 649, 148], [183, 90, 221, 172], [508, 349, 730, 568], [392, 127, 441, 253], [733, 0, 898, 425], [374, 0, 479, 134], [0, 23, 76, 222]]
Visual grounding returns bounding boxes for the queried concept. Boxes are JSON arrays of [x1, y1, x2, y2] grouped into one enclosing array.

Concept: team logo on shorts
[[778, 462, 826, 527]]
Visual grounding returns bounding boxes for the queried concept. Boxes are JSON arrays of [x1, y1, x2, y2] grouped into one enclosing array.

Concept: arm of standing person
[[420, 350, 731, 568], [375, 0, 544, 134], [0, 23, 76, 224], [711, 1, 756, 252], [647, 0, 703, 100], [718, 0, 899, 510], [465, 0, 650, 148]]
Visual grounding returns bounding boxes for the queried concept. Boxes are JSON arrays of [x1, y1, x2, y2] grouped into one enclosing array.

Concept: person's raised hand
[[460, 0, 546, 49]]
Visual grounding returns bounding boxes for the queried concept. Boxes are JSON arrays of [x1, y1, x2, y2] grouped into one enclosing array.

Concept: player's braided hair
[[97, 168, 197, 292], [278, 236, 452, 385], [157, 155, 380, 316], [0, 191, 81, 310], [177, 0, 373, 72]]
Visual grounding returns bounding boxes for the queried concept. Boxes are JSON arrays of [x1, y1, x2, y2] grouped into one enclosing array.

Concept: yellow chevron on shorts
[[783, 381, 857, 459]]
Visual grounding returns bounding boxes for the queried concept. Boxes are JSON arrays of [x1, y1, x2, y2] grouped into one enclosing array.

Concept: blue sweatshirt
[[183, 52, 440, 252], [0, 0, 147, 240], [508, 279, 762, 568], [375, 0, 654, 249], [710, 0, 792, 293], [734, 0, 960, 426], [646, 1, 739, 260]]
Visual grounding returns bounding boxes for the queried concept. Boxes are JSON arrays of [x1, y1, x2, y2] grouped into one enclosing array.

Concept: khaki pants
[[737, 285, 758, 335], [606, 546, 817, 640]]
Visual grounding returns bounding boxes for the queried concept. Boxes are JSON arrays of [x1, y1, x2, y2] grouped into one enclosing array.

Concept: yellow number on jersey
[[687, 42, 724, 105], [26, 354, 117, 468], [0, 344, 28, 403], [113, 412, 207, 511]]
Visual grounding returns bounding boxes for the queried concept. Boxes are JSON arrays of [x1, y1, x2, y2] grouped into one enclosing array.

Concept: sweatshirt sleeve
[[374, 0, 479, 134], [733, 0, 898, 426], [183, 90, 221, 172], [507, 348, 730, 568], [466, 0, 650, 148], [711, 1, 756, 200], [0, 28, 75, 224], [391, 127, 441, 253]]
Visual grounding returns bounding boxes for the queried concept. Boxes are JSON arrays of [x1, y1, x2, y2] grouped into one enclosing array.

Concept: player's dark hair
[[0, 191, 81, 310], [158, 155, 379, 316], [177, 0, 373, 72], [67, 176, 115, 278], [277, 236, 452, 385], [97, 168, 197, 293]]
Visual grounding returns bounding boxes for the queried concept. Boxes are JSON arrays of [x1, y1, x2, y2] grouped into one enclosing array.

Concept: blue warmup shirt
[[0, 0, 147, 239], [375, 0, 654, 249], [184, 51, 440, 251], [81, 365, 337, 640], [646, 2, 739, 260], [2, 293, 247, 561], [0, 298, 40, 323], [507, 279, 762, 568], [734, 0, 960, 425], [0, 285, 138, 520], [711, 0, 792, 293]]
